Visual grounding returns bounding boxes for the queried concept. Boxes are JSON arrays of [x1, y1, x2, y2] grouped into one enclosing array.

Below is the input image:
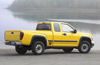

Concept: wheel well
[[31, 36, 47, 48], [80, 37, 91, 45]]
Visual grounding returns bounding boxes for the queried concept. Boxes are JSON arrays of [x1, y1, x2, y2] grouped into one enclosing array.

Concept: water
[[0, 9, 100, 50]]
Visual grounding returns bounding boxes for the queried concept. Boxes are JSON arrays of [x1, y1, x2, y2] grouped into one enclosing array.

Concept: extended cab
[[5, 22, 94, 55]]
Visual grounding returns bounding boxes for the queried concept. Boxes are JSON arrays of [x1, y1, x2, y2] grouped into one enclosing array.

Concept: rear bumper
[[5, 41, 21, 46]]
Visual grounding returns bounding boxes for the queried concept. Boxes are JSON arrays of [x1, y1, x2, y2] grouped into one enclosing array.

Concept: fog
[[0, 0, 14, 8], [8, 0, 100, 20], [10, 0, 100, 9]]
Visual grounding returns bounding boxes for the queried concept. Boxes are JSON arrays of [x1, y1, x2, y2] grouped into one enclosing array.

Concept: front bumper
[[91, 40, 94, 48], [5, 41, 21, 46]]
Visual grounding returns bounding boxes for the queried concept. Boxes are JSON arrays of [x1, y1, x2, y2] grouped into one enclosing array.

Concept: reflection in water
[[68, 22, 100, 34], [0, 9, 100, 50]]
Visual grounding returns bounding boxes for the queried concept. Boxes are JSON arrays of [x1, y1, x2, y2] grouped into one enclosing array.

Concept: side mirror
[[72, 29, 77, 33]]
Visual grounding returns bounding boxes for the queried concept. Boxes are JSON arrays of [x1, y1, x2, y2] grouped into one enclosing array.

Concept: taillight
[[20, 32, 24, 40]]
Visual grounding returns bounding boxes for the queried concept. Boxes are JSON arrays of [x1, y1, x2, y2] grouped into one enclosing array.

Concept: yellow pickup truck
[[5, 22, 94, 55]]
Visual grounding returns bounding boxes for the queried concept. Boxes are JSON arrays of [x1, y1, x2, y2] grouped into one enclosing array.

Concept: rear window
[[36, 24, 51, 30]]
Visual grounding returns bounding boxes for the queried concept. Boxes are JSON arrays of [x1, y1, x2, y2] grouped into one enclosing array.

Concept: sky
[[0, 0, 14, 8]]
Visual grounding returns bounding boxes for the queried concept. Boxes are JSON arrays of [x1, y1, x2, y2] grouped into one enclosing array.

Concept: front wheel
[[78, 41, 91, 53], [15, 45, 27, 55], [32, 41, 45, 55]]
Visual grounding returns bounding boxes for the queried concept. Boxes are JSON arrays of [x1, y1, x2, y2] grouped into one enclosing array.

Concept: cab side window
[[53, 23, 60, 32], [61, 24, 74, 33]]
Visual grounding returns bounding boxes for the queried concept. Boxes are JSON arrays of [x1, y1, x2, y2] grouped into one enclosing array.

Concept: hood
[[77, 32, 92, 38]]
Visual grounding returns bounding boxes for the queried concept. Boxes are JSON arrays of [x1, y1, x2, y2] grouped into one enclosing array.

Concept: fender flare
[[30, 35, 47, 48], [79, 36, 92, 46]]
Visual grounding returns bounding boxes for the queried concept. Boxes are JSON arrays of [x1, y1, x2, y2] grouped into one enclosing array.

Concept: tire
[[78, 41, 91, 53], [15, 45, 27, 55], [63, 48, 73, 53], [31, 40, 45, 55]]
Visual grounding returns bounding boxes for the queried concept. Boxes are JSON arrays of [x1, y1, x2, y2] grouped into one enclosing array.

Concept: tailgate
[[5, 30, 21, 41]]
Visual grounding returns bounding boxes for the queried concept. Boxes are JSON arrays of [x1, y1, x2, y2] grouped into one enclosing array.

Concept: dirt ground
[[0, 49, 100, 65]]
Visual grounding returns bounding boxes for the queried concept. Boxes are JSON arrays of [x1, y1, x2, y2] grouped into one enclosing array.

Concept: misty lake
[[0, 9, 100, 50]]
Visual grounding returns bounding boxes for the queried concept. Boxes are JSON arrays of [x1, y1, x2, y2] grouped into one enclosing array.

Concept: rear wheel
[[15, 45, 27, 55], [78, 41, 91, 53], [32, 40, 45, 55], [63, 48, 73, 53]]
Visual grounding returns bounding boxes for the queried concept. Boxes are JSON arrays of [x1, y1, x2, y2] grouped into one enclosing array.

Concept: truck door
[[52, 23, 79, 47]]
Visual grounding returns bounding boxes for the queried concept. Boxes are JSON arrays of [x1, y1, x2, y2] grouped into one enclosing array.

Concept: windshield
[[36, 24, 51, 30]]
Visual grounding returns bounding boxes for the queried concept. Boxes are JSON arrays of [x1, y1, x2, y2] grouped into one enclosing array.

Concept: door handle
[[62, 33, 67, 36]]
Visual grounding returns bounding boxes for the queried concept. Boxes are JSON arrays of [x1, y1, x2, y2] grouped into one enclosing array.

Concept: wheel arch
[[79, 36, 92, 46], [30, 35, 47, 48]]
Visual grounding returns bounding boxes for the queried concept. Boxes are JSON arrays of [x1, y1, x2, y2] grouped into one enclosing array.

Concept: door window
[[54, 23, 60, 32], [61, 24, 74, 33]]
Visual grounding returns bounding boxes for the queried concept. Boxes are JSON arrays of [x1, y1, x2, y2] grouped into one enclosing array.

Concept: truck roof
[[38, 22, 68, 24]]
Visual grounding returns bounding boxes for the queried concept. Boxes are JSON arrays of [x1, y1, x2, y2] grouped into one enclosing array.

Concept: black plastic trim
[[48, 40, 77, 42], [31, 35, 47, 47], [79, 36, 94, 48]]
